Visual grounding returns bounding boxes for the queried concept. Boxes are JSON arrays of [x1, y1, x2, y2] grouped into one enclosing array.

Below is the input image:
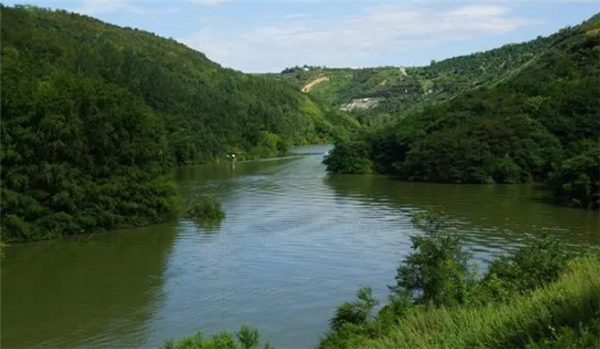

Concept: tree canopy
[[0, 5, 359, 241], [323, 14, 600, 210]]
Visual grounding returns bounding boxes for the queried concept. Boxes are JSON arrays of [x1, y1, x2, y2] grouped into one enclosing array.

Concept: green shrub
[[479, 231, 574, 298], [390, 208, 477, 307], [550, 143, 600, 210], [363, 256, 600, 349], [329, 286, 379, 332], [237, 325, 260, 349], [318, 207, 599, 349], [159, 327, 271, 349], [185, 196, 226, 222], [323, 140, 373, 174], [525, 317, 600, 349]]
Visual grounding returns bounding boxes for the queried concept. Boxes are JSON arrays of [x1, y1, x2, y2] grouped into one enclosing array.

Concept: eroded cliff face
[[340, 97, 384, 111], [301, 76, 330, 92]]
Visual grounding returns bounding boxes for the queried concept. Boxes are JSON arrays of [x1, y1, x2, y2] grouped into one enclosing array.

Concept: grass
[[185, 196, 226, 223], [158, 256, 599, 349], [350, 256, 600, 349], [162, 257, 599, 349], [525, 317, 600, 349], [160, 326, 272, 349], [161, 208, 600, 349]]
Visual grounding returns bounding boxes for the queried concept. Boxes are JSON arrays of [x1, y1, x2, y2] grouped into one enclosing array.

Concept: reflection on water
[[323, 175, 599, 249], [2, 144, 598, 349], [1, 225, 177, 348]]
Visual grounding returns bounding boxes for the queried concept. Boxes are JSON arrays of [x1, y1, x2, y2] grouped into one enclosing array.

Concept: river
[[2, 145, 598, 349]]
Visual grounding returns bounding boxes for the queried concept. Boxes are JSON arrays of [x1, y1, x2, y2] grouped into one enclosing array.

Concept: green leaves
[[237, 325, 260, 349], [160, 326, 267, 349], [392, 208, 476, 307], [318, 206, 598, 349], [323, 139, 373, 174], [0, 4, 360, 241], [322, 15, 598, 204], [185, 196, 226, 223], [549, 143, 600, 210]]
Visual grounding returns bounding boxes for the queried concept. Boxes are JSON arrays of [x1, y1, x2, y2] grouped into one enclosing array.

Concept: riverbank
[[2, 147, 598, 348], [0, 145, 325, 245], [160, 209, 600, 349], [161, 257, 600, 349]]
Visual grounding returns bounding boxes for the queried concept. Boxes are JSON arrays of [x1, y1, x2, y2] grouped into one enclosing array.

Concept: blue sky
[[4, 1, 598, 72]]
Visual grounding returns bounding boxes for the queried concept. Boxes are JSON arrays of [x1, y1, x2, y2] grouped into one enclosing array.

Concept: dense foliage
[[185, 196, 226, 222], [264, 33, 554, 122], [0, 5, 359, 242], [389, 210, 476, 307], [323, 15, 600, 209], [160, 325, 273, 349], [317, 208, 599, 349]]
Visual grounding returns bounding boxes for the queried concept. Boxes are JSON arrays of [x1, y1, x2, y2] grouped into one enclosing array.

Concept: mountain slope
[[0, 5, 359, 242], [323, 14, 600, 209], [263, 34, 555, 125]]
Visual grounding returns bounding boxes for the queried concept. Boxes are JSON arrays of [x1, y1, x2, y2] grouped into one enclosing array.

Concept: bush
[[550, 143, 600, 210], [160, 326, 272, 349], [319, 286, 381, 349], [185, 196, 226, 222], [525, 318, 600, 349], [363, 256, 600, 349], [318, 207, 599, 349], [329, 286, 378, 333], [323, 139, 373, 174], [237, 325, 260, 349], [389, 208, 477, 307], [480, 231, 574, 297]]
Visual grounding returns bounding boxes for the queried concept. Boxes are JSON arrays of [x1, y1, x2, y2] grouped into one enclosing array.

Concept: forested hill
[[0, 5, 359, 242], [263, 33, 555, 125], [323, 14, 600, 210]]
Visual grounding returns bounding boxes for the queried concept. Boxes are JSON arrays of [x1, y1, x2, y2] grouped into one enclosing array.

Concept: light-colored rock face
[[301, 76, 330, 92], [340, 97, 384, 111]]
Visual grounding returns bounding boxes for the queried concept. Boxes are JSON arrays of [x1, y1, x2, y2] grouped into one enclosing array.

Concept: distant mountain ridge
[[263, 33, 558, 125]]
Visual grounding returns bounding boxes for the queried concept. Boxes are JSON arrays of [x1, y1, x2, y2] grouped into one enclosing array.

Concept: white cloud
[[448, 4, 509, 17], [188, 0, 231, 5], [181, 3, 536, 72]]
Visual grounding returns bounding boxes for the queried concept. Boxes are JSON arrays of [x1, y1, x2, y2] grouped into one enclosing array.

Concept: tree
[[389, 208, 477, 307]]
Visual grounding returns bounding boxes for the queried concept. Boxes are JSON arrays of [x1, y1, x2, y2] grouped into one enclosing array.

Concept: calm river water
[[2, 145, 598, 349]]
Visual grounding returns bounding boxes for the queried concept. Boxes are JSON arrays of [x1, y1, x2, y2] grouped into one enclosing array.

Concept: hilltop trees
[[0, 5, 358, 241], [323, 14, 600, 209]]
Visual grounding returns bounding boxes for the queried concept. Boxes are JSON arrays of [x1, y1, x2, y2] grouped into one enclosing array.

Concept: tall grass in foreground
[[363, 256, 600, 349], [160, 325, 273, 349], [162, 208, 599, 349], [318, 208, 599, 349]]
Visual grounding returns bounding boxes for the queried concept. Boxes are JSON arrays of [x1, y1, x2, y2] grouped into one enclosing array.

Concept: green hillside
[[323, 14, 600, 210], [0, 5, 359, 242], [263, 34, 555, 125]]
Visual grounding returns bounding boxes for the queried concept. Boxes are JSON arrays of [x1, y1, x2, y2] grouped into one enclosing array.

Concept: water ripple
[[2, 145, 598, 349]]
